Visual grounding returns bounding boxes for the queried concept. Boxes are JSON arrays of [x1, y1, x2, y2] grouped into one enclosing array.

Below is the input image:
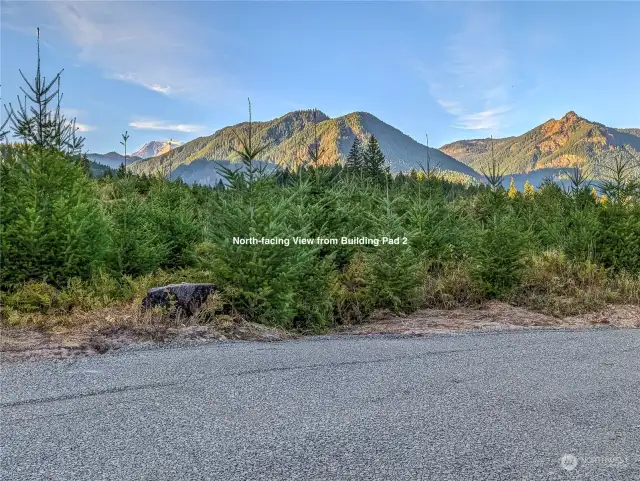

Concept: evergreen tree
[[2, 28, 84, 155], [362, 135, 388, 181], [116, 162, 127, 178], [345, 136, 363, 172], [1, 28, 107, 288]]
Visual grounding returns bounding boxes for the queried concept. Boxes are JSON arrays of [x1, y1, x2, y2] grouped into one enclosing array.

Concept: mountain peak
[[441, 112, 640, 175], [562, 111, 580, 121], [283, 109, 330, 122], [133, 140, 182, 159]]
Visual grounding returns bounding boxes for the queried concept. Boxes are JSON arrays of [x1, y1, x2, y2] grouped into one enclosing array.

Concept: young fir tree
[[0, 29, 106, 288], [362, 134, 388, 182], [345, 136, 363, 173], [481, 136, 506, 191]]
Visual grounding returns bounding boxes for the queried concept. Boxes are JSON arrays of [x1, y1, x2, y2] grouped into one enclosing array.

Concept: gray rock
[[141, 283, 216, 316]]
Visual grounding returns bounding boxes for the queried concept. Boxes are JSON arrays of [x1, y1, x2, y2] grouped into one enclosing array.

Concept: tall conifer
[[345, 136, 363, 172], [363, 134, 388, 181]]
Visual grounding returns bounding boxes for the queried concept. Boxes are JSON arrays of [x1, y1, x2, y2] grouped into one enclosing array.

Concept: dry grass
[[421, 261, 485, 309], [336, 301, 640, 337], [0, 292, 295, 362], [512, 250, 640, 317], [2, 253, 639, 362]]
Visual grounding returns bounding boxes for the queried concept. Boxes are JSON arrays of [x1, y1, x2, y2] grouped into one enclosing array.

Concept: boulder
[[141, 283, 216, 316]]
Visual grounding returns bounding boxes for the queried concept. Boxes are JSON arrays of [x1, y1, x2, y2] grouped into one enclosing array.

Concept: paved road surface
[[2, 329, 640, 480]]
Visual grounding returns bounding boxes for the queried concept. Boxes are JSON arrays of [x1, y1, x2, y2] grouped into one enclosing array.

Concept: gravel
[[2, 329, 640, 480]]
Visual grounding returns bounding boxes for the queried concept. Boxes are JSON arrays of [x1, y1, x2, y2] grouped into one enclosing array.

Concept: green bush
[[596, 204, 640, 273], [104, 178, 169, 277], [472, 214, 529, 298], [0, 146, 107, 288], [3, 282, 61, 313]]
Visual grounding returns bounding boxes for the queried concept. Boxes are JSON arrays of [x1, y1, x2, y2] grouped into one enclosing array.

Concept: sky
[[2, 1, 639, 154]]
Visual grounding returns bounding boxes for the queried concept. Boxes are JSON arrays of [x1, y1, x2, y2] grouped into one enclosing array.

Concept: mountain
[[87, 160, 113, 177], [618, 128, 640, 138], [171, 159, 276, 186], [130, 110, 479, 184], [86, 151, 142, 170], [440, 111, 640, 176], [133, 140, 182, 159]]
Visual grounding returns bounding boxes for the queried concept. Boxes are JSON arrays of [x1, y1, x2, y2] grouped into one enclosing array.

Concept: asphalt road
[[2, 329, 640, 481]]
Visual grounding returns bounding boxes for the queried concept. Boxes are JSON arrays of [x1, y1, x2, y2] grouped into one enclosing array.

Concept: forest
[[2, 44, 640, 332]]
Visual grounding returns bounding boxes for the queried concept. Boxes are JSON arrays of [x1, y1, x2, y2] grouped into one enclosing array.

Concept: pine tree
[[362, 134, 388, 181], [345, 136, 363, 172]]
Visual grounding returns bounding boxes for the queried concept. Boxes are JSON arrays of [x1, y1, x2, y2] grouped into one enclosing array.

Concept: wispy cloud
[[129, 120, 205, 133], [107, 73, 176, 96], [75, 122, 95, 132], [32, 1, 247, 106], [454, 107, 512, 131], [61, 108, 95, 132], [417, 7, 515, 133], [0, 20, 56, 50]]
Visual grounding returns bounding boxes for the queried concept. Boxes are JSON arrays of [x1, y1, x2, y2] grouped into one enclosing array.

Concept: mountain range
[[129, 110, 478, 183], [86, 140, 182, 170], [440, 111, 640, 176], [90, 110, 638, 188]]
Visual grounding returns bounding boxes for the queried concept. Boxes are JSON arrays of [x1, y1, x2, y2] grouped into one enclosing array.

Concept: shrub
[[514, 250, 610, 316], [472, 214, 528, 298], [104, 178, 169, 277], [0, 146, 107, 288], [3, 282, 61, 313], [333, 252, 375, 324], [422, 260, 484, 309], [148, 181, 202, 270]]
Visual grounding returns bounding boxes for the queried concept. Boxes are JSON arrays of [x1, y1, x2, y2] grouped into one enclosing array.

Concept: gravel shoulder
[[2, 301, 639, 362]]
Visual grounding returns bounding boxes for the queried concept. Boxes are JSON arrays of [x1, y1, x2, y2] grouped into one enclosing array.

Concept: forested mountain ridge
[[129, 110, 479, 180], [440, 111, 640, 174], [86, 151, 142, 170]]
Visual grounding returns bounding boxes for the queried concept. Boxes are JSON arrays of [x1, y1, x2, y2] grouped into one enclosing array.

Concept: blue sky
[[2, 1, 639, 153]]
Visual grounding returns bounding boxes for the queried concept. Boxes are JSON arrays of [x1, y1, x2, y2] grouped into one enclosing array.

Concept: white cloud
[[418, 7, 514, 134], [74, 122, 95, 132], [454, 107, 512, 131], [147, 85, 172, 95], [107, 73, 176, 96], [60, 108, 94, 131], [128, 120, 205, 133], [35, 1, 247, 106]]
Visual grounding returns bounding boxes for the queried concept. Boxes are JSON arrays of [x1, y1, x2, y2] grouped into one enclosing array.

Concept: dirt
[[2, 301, 639, 362], [0, 320, 295, 363], [335, 301, 640, 336]]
